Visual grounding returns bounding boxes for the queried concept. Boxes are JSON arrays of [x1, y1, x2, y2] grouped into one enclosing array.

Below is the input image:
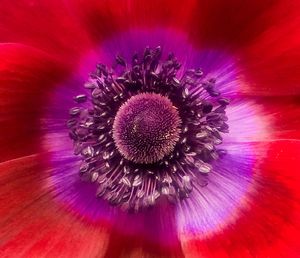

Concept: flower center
[[68, 46, 229, 211], [113, 93, 181, 164]]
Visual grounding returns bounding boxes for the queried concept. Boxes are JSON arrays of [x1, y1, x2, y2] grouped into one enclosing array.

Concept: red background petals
[[0, 155, 110, 258], [0, 44, 68, 162], [66, 0, 197, 42], [0, 0, 92, 62], [239, 0, 300, 96], [181, 141, 300, 258]]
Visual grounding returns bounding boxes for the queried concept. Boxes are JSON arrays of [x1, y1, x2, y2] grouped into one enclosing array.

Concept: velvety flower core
[[113, 93, 181, 164]]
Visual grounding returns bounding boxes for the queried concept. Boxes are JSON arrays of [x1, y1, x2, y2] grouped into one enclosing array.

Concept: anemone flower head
[[0, 1, 300, 258]]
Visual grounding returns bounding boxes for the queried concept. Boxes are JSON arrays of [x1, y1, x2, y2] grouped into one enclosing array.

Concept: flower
[[0, 0, 300, 257]]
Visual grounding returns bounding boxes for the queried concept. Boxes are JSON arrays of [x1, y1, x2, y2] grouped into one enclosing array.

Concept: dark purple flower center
[[113, 93, 181, 164], [68, 46, 229, 211]]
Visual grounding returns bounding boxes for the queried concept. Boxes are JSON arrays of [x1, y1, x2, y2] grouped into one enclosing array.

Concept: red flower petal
[[0, 155, 111, 257], [0, 0, 92, 61], [255, 96, 300, 139], [186, 0, 300, 96], [188, 0, 279, 49], [0, 44, 68, 162], [0, 154, 185, 257], [65, 0, 197, 42], [239, 1, 300, 96], [180, 140, 300, 258]]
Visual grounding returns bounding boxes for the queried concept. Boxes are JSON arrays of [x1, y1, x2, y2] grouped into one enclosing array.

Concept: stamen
[[68, 46, 229, 211]]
